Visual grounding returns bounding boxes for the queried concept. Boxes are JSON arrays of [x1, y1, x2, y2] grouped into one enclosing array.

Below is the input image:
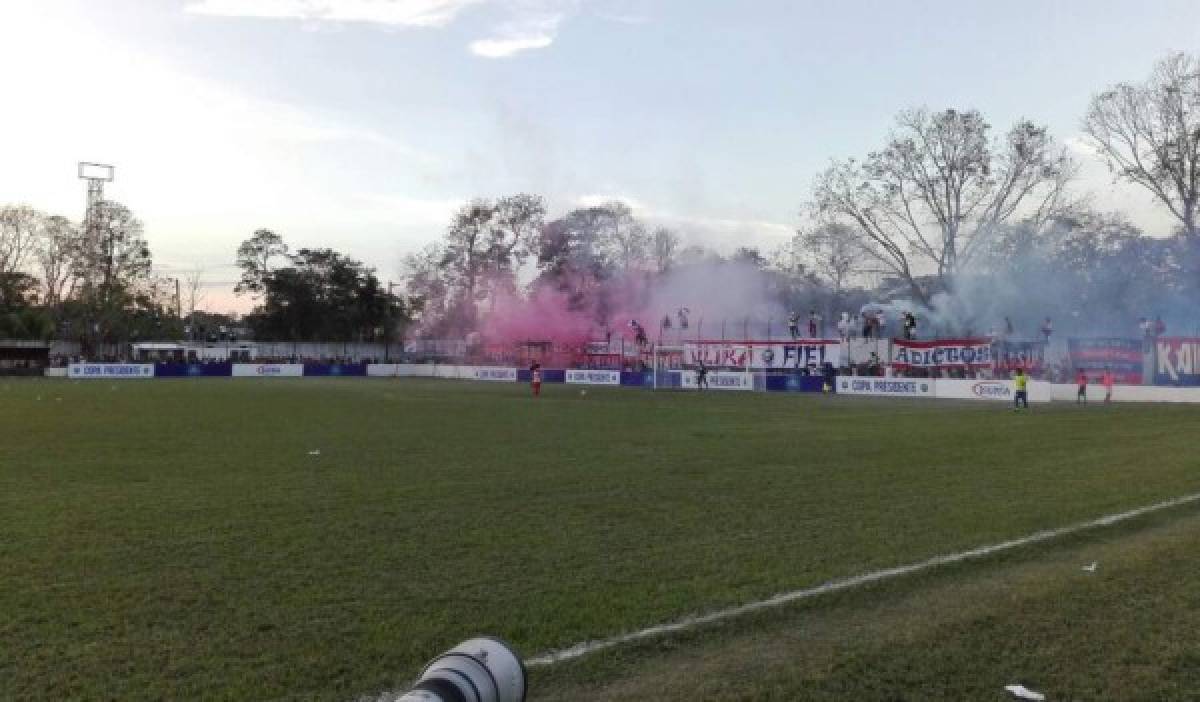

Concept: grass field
[[3, 378, 1200, 700]]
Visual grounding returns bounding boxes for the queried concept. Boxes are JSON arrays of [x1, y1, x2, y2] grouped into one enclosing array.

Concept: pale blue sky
[[1, 0, 1198, 311]]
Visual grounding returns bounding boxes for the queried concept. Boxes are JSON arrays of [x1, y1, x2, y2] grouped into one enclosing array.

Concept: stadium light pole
[[78, 162, 114, 356], [386, 280, 401, 363]]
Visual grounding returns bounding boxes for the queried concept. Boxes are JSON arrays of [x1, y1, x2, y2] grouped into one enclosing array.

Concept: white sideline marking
[[525, 491, 1200, 667]]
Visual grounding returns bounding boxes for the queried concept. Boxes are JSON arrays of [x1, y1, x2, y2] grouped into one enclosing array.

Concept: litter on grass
[[1005, 683, 1046, 700]]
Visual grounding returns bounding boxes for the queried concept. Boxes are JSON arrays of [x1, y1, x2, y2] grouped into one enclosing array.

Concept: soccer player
[[696, 360, 709, 390], [1102, 368, 1114, 403], [1076, 369, 1088, 404], [530, 362, 542, 398], [1013, 367, 1029, 410]]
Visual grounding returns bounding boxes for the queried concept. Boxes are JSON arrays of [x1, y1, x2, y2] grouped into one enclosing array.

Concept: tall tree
[[248, 247, 393, 342], [798, 221, 861, 299], [36, 215, 81, 307], [235, 228, 288, 295], [1084, 52, 1200, 242], [0, 205, 42, 277], [813, 108, 1073, 304], [651, 227, 680, 273]]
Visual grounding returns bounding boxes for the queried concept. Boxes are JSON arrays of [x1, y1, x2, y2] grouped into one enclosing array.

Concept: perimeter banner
[[1154, 337, 1200, 386], [992, 340, 1046, 373], [680, 370, 754, 390], [565, 369, 621, 385], [68, 363, 154, 379], [838, 377, 934, 397], [891, 339, 992, 370], [1068, 338, 1143, 385], [682, 340, 841, 369]]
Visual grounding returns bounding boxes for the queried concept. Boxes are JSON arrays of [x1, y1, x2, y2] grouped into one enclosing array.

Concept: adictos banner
[[891, 339, 992, 369]]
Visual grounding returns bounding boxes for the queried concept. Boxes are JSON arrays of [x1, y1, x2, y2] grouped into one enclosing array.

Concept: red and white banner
[[682, 340, 841, 369], [891, 338, 992, 370]]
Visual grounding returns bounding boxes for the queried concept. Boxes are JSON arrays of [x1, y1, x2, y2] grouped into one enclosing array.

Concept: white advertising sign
[[935, 378, 1049, 403], [565, 369, 621, 385], [681, 370, 754, 391], [838, 377, 933, 397], [473, 367, 518, 382], [232, 364, 304, 377], [68, 363, 154, 379]]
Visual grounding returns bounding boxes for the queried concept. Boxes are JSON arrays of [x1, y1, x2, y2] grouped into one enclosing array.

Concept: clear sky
[[1, 0, 1198, 312]]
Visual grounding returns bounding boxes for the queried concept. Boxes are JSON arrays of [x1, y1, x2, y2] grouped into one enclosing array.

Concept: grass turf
[[1, 378, 1198, 700]]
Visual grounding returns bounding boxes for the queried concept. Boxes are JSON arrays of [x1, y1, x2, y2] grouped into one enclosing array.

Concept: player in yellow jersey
[[1013, 367, 1029, 410]]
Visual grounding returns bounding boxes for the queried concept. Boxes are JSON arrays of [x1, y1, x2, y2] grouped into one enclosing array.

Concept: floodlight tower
[[78, 163, 114, 351], [78, 162, 114, 227]]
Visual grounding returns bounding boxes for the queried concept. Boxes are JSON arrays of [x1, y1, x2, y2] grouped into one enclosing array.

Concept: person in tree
[[630, 319, 648, 346]]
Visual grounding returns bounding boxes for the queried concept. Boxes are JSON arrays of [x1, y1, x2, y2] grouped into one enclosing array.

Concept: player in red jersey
[[530, 362, 542, 397]]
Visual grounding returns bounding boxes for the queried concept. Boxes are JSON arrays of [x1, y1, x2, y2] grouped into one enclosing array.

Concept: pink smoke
[[481, 285, 598, 345]]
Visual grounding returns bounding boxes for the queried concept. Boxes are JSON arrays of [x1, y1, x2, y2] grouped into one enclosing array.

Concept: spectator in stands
[[1040, 317, 1053, 343], [1004, 316, 1014, 337], [808, 310, 819, 338], [876, 310, 887, 339], [1154, 315, 1166, 338], [696, 359, 709, 390], [861, 312, 872, 339], [837, 312, 850, 342], [903, 312, 916, 340], [867, 351, 881, 376], [788, 313, 799, 339]]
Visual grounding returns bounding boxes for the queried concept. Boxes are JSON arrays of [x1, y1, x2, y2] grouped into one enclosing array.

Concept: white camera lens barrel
[[396, 637, 526, 702]]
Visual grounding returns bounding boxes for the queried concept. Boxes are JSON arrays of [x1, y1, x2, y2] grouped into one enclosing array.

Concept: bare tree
[[184, 269, 207, 320], [36, 215, 81, 306], [0, 205, 43, 277], [595, 201, 650, 269], [1084, 51, 1200, 240], [490, 193, 546, 268], [813, 108, 1073, 304], [651, 227, 680, 273], [798, 221, 861, 298]]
